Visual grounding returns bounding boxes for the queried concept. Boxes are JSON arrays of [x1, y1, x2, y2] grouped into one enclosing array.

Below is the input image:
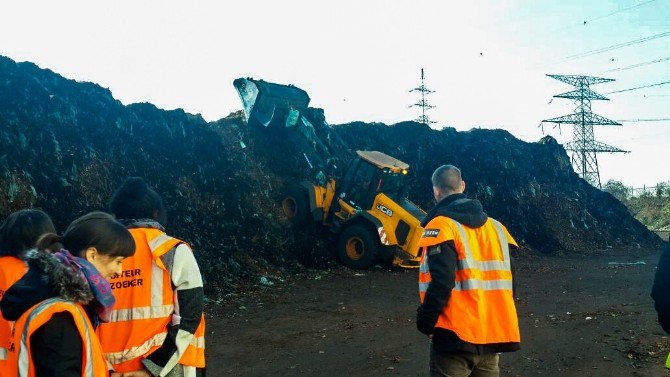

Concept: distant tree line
[[603, 180, 670, 202], [604, 180, 670, 231]]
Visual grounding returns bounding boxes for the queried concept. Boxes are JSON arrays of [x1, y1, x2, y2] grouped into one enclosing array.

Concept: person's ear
[[84, 247, 98, 263], [461, 180, 466, 193]]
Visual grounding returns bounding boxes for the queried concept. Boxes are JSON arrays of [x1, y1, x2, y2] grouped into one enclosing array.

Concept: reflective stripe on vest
[[148, 233, 173, 251], [105, 331, 168, 365], [190, 336, 205, 349], [0, 347, 6, 361], [104, 328, 205, 366], [180, 316, 206, 368], [97, 229, 180, 371], [453, 220, 510, 271], [418, 219, 512, 294], [98, 228, 205, 371], [666, 352, 670, 369], [148, 234, 175, 310], [419, 251, 430, 274], [17, 298, 99, 377], [455, 279, 513, 291], [108, 305, 174, 323], [418, 216, 520, 344]]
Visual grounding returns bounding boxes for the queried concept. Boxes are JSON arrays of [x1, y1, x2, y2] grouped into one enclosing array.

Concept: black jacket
[[416, 193, 520, 355], [0, 251, 94, 377], [652, 242, 670, 334]]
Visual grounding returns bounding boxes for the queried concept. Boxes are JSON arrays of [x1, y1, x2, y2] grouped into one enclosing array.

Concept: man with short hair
[[417, 165, 520, 377]]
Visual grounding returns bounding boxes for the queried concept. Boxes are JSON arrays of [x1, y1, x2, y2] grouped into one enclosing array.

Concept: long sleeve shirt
[[143, 243, 204, 376]]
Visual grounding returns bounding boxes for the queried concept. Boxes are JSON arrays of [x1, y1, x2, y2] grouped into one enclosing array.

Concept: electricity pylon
[[542, 74, 628, 188], [409, 68, 436, 125]]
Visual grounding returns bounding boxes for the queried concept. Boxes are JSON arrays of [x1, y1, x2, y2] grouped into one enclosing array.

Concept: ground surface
[[207, 249, 670, 376]]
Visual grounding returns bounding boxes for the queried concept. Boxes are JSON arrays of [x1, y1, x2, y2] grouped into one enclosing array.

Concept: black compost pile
[[332, 122, 661, 252], [0, 56, 661, 291], [0, 56, 331, 291]]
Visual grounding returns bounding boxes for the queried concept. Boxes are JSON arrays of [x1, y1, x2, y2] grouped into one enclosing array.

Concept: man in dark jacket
[[417, 165, 520, 377], [651, 240, 670, 369]]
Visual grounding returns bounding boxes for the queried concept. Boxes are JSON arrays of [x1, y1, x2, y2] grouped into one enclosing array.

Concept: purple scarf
[[53, 250, 116, 323]]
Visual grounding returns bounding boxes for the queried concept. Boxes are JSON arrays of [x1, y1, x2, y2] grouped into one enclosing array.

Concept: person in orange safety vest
[[417, 165, 520, 377], [0, 209, 56, 373], [1, 212, 136, 377], [98, 177, 205, 377]]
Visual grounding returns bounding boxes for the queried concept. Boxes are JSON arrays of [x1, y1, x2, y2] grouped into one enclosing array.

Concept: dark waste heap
[[0, 56, 661, 290]]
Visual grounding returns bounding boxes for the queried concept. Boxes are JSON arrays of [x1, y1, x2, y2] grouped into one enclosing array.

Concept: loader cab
[[338, 151, 410, 211]]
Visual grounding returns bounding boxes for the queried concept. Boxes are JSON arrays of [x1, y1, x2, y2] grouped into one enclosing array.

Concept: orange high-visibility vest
[[5, 297, 109, 377], [0, 256, 28, 368], [96, 228, 205, 372], [418, 216, 520, 345]]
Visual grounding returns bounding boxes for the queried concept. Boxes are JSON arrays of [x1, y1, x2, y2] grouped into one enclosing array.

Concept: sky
[[0, 0, 668, 187]]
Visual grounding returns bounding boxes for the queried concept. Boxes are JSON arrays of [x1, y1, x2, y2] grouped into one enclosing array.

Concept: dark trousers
[[430, 346, 499, 377]]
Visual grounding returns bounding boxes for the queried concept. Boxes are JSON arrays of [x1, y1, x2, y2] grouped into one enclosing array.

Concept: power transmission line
[[585, 0, 658, 24], [551, 0, 659, 32], [607, 80, 670, 94], [605, 56, 670, 72], [562, 31, 670, 61], [540, 31, 670, 69], [617, 118, 670, 122], [616, 93, 670, 97]]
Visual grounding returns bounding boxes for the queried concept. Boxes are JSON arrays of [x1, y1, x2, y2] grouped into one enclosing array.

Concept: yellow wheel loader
[[234, 78, 427, 269]]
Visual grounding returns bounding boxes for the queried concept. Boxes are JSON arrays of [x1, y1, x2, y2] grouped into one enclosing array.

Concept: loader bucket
[[233, 78, 311, 128]]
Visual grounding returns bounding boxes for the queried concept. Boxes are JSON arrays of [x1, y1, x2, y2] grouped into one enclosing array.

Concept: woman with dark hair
[[0, 211, 136, 377], [98, 177, 205, 377], [0, 209, 56, 369], [0, 209, 56, 257]]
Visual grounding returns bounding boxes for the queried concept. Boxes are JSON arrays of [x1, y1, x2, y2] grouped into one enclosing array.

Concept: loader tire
[[337, 225, 379, 270], [281, 185, 310, 226]]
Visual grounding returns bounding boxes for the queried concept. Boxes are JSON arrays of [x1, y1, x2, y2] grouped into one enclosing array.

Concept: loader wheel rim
[[282, 197, 297, 219], [345, 237, 365, 261]]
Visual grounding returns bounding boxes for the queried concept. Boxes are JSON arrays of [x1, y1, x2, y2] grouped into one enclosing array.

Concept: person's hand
[[416, 305, 437, 336], [110, 373, 124, 377], [121, 370, 152, 377]]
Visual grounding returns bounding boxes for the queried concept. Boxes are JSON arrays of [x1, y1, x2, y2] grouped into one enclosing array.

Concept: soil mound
[[0, 56, 660, 290]]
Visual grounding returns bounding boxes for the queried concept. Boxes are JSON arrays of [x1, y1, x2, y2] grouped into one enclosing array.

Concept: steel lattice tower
[[409, 68, 436, 125], [542, 74, 629, 188]]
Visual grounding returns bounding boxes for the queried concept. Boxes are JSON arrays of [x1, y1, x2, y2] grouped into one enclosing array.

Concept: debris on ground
[[608, 261, 647, 266]]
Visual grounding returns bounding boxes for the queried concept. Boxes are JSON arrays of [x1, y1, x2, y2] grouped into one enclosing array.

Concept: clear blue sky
[[1, 0, 668, 187]]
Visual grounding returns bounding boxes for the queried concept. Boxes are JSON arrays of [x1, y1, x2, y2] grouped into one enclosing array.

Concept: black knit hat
[[109, 177, 166, 222]]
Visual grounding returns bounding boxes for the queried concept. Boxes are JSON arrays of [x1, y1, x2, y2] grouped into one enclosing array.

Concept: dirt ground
[[207, 248, 670, 376]]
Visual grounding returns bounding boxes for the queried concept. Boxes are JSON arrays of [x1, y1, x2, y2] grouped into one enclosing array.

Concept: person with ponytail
[[97, 177, 205, 377], [0, 209, 56, 370], [0, 212, 135, 377]]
